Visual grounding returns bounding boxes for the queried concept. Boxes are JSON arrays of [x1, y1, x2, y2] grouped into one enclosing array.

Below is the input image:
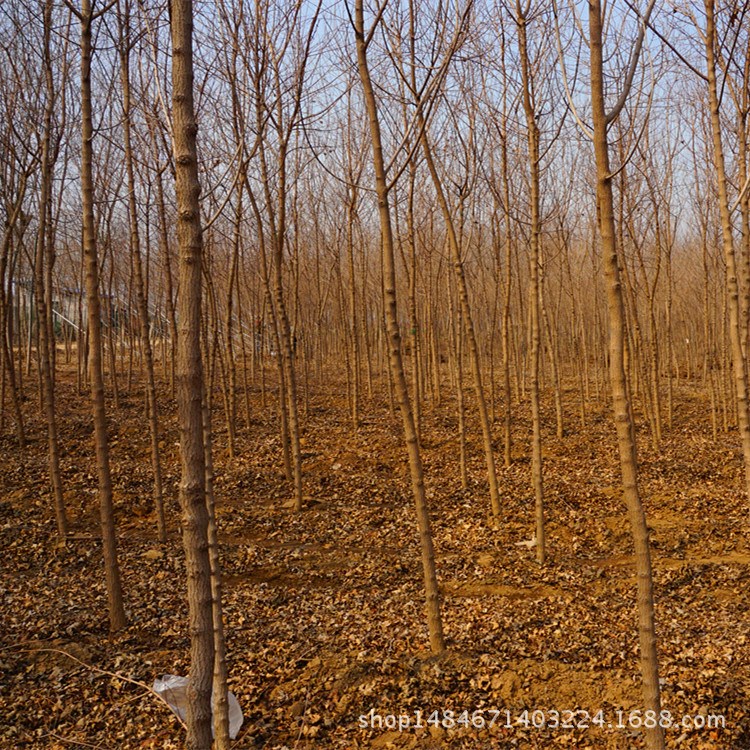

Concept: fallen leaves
[[1, 372, 750, 748]]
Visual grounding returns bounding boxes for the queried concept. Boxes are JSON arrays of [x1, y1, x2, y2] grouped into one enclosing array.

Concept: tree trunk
[[704, 0, 750, 503], [588, 3, 663, 748], [354, 0, 444, 653], [171, 0, 218, 744], [36, 0, 68, 541], [119, 1, 166, 542], [517, 6, 545, 563], [80, 0, 126, 633], [416, 118, 501, 520], [201, 378, 230, 749]]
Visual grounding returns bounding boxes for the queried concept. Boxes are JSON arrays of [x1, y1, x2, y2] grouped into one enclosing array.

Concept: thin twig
[[292, 685, 311, 749], [5, 646, 188, 731], [40, 731, 107, 749]]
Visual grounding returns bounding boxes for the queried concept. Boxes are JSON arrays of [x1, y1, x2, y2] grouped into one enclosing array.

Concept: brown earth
[[1, 360, 749, 749]]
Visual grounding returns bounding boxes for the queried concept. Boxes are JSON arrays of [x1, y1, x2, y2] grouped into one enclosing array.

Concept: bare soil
[[1, 362, 749, 749]]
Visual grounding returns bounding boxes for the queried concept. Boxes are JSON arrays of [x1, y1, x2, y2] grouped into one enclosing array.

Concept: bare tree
[[515, 0, 545, 562], [117, 0, 166, 542], [352, 0, 444, 653], [67, 0, 127, 632], [579, 1, 664, 746], [171, 0, 220, 743], [403, 0, 502, 520], [701, 0, 750, 502]]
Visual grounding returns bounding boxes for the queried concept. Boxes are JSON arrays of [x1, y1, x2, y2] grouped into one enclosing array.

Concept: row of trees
[[3, 1, 750, 748]]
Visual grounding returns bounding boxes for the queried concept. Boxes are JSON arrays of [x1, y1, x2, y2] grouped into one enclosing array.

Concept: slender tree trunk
[[36, 0, 68, 541], [105, 258, 121, 408], [704, 0, 750, 503], [223, 185, 242, 457], [416, 116, 501, 519], [245, 183, 293, 482], [354, 0, 444, 653], [201, 377, 230, 749], [80, 0, 126, 632], [0, 194, 27, 450], [588, 4, 663, 748], [171, 0, 218, 744], [270, 165, 304, 510], [517, 6, 545, 563], [447, 270, 468, 488], [542, 279, 564, 439], [119, 1, 166, 542], [404, 164, 421, 441], [346, 182, 361, 429], [500, 117, 513, 468], [155, 164, 178, 398]]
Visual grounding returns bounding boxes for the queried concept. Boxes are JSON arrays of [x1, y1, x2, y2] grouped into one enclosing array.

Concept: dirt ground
[[1, 361, 749, 749]]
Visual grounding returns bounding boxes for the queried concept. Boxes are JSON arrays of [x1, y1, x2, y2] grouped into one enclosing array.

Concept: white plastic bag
[[153, 674, 244, 740]]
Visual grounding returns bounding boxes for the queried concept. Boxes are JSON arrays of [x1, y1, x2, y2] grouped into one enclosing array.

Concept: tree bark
[[36, 0, 68, 541], [416, 119, 502, 519], [587, 3, 663, 747], [119, 0, 166, 542], [354, 0, 445, 653], [704, 0, 750, 503], [171, 0, 217, 744], [517, 4, 545, 563], [80, 0, 126, 633]]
